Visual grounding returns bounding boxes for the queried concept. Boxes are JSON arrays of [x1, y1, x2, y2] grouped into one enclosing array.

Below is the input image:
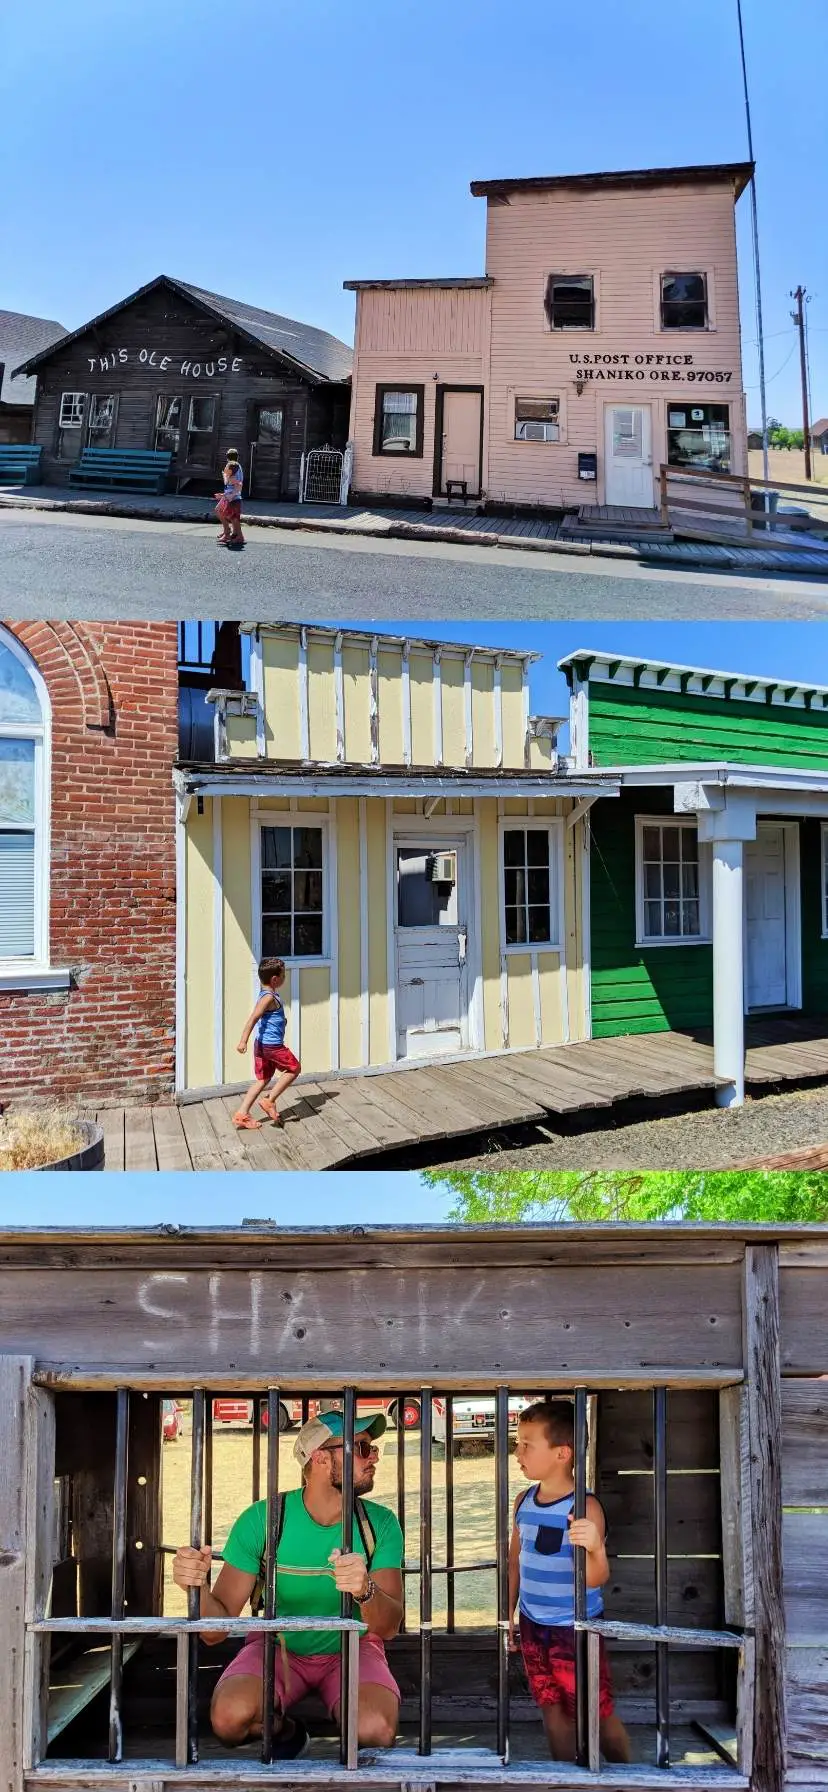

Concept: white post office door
[[745, 823, 791, 1009], [395, 841, 468, 1058], [604, 405, 654, 506], [440, 390, 482, 496]]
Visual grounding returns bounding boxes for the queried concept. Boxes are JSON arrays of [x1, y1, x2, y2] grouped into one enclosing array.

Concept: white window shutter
[[0, 833, 35, 956]]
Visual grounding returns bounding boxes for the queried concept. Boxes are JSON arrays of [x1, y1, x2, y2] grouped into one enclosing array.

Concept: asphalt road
[[2, 509, 828, 618]]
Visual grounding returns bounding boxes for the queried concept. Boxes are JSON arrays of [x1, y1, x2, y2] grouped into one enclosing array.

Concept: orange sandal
[[258, 1096, 283, 1125], [232, 1111, 262, 1130]]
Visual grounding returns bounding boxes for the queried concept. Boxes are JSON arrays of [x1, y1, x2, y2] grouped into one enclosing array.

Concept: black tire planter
[[33, 1120, 105, 1172]]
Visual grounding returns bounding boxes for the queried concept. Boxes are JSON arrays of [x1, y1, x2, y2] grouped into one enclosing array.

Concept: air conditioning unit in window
[[428, 851, 457, 884], [518, 420, 558, 442]]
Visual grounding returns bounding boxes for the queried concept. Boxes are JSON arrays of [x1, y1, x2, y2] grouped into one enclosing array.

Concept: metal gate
[[299, 441, 353, 505]]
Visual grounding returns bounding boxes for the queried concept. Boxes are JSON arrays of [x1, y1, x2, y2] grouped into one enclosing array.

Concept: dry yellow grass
[[0, 1109, 85, 1170], [162, 1420, 525, 1630]]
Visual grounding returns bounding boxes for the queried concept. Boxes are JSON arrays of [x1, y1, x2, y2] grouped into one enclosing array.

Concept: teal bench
[[0, 444, 43, 485], [68, 448, 172, 493], [47, 1639, 142, 1742]]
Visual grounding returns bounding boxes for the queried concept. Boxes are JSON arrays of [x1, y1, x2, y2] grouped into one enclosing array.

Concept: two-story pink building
[[345, 162, 751, 515]]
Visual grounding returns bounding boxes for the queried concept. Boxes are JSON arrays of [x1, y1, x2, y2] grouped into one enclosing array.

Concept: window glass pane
[[293, 827, 323, 869], [295, 915, 323, 956], [0, 640, 40, 724], [526, 832, 549, 866], [545, 275, 594, 329], [644, 899, 662, 937], [527, 868, 550, 905], [397, 850, 438, 927], [59, 392, 85, 428], [682, 900, 700, 935], [663, 862, 680, 899], [261, 870, 291, 912], [515, 397, 560, 442], [663, 902, 681, 935], [0, 831, 35, 957], [0, 739, 35, 826], [662, 827, 680, 863], [262, 827, 292, 869], [644, 863, 662, 899], [381, 391, 418, 451], [257, 409, 283, 444], [661, 272, 707, 329], [262, 914, 291, 957], [188, 396, 216, 433], [88, 396, 115, 443], [505, 905, 525, 945], [503, 830, 524, 867], [528, 905, 551, 943], [155, 395, 182, 454], [682, 862, 699, 899], [642, 826, 661, 862], [504, 867, 522, 907], [294, 870, 323, 913], [667, 403, 730, 472]]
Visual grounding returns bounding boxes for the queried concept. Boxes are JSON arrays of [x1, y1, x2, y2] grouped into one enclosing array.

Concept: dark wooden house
[[12, 277, 352, 497], [0, 310, 67, 443], [0, 1221, 824, 1792]]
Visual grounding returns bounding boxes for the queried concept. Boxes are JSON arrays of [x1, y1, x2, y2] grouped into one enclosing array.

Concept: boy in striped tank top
[[510, 1400, 630, 1763]]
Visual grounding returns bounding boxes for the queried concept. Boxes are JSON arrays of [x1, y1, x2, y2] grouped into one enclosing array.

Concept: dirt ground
[[748, 447, 828, 486], [162, 1420, 525, 1629]]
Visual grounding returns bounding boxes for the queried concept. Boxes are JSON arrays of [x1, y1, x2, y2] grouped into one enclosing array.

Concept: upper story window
[[0, 630, 47, 966], [661, 272, 709, 330], [544, 275, 594, 330], [514, 397, 560, 442], [373, 386, 425, 457]]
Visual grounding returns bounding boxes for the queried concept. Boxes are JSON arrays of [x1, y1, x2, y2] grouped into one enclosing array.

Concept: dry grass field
[[161, 1417, 525, 1629]]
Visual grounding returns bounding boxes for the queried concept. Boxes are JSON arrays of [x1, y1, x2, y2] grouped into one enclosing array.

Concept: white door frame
[[603, 402, 654, 507], [386, 810, 483, 1062], [743, 819, 802, 1012]]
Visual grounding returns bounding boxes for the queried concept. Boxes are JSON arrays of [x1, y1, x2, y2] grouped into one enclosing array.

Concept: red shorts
[[216, 1631, 399, 1717], [254, 1044, 301, 1081], [519, 1615, 615, 1719]]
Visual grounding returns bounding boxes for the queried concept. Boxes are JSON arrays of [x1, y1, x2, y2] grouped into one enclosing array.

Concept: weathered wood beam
[[31, 1367, 745, 1393], [742, 1244, 786, 1792]]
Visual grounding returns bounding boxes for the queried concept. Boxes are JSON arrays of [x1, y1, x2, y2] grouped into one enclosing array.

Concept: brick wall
[[1, 621, 179, 1104]]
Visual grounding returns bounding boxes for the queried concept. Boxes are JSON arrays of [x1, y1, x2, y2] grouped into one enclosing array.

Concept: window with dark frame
[[660, 272, 708, 330], [544, 275, 595, 330], [155, 394, 183, 455], [31, 1378, 744, 1779], [184, 394, 217, 463], [503, 827, 556, 946], [373, 386, 424, 457], [87, 394, 117, 446], [514, 397, 560, 442], [667, 404, 730, 472], [261, 823, 324, 958]]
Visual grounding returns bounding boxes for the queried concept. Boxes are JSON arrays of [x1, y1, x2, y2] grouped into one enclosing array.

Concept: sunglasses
[[321, 1436, 377, 1460]]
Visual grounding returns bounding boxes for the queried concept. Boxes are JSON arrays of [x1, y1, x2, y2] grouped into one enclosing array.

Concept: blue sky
[[2, 0, 825, 426], [0, 1173, 450, 1226]]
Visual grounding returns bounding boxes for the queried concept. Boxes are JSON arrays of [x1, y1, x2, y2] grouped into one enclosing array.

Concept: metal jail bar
[[396, 1392, 406, 1634], [444, 1394, 455, 1632], [419, 1386, 433, 1757], [573, 1386, 590, 1770], [494, 1386, 510, 1765], [252, 1395, 262, 1502], [204, 1395, 213, 1584], [654, 1386, 670, 1768], [108, 1388, 129, 1763], [339, 1386, 357, 1769], [187, 1391, 205, 1765], [261, 1387, 281, 1764]]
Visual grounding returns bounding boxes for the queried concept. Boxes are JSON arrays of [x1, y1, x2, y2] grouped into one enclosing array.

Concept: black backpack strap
[[353, 1497, 376, 1568]]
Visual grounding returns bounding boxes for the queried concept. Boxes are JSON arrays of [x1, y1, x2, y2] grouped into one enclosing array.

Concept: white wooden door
[[395, 841, 468, 1058], [604, 406, 654, 506], [440, 390, 482, 496], [745, 824, 789, 1008]]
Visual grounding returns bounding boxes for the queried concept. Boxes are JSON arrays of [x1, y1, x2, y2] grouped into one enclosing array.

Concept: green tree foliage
[[769, 426, 805, 451], [422, 1169, 828, 1224]]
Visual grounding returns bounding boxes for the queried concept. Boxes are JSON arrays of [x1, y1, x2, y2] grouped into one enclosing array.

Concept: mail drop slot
[[578, 451, 598, 481]]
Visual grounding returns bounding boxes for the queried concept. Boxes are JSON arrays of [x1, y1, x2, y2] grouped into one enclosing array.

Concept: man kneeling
[[173, 1411, 403, 1758]]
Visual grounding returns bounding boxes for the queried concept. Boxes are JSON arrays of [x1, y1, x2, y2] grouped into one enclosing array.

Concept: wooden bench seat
[[47, 1639, 141, 1743], [68, 449, 172, 493], [0, 443, 44, 485]]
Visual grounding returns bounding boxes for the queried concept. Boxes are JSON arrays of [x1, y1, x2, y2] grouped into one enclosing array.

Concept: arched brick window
[[0, 627, 50, 972]]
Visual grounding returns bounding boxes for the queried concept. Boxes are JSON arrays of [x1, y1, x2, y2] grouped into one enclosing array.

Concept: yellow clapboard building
[[176, 624, 602, 1091]]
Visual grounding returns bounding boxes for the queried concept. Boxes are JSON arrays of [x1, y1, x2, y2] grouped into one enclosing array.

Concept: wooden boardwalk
[[88, 1018, 828, 1172]]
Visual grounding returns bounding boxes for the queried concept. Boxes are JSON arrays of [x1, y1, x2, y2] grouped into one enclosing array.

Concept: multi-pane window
[[87, 395, 116, 445], [154, 395, 183, 454], [0, 632, 44, 962], [638, 820, 704, 943], [514, 397, 560, 442], [544, 275, 594, 330], [374, 386, 424, 456], [502, 827, 559, 947], [58, 392, 85, 429], [185, 395, 217, 462], [261, 824, 324, 958], [667, 404, 731, 472], [661, 272, 708, 330]]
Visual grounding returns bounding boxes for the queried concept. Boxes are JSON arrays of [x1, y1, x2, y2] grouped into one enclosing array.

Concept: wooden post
[[719, 1383, 755, 1777], [127, 1394, 162, 1615], [659, 465, 669, 527], [742, 1245, 786, 1792], [0, 1356, 32, 1792]]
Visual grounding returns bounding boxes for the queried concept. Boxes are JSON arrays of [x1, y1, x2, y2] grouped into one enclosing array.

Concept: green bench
[[68, 448, 172, 493], [0, 444, 43, 485], [47, 1639, 142, 1743]]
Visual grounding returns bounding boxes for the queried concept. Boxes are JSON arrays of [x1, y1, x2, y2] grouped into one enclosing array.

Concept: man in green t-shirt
[[172, 1411, 403, 1759]]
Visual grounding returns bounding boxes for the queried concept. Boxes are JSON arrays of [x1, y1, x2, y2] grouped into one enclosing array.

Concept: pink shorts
[[253, 1044, 301, 1081], [216, 1632, 399, 1717]]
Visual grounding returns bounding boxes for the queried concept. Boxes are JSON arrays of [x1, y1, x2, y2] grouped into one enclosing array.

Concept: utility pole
[[736, 0, 769, 487], [791, 285, 812, 479]]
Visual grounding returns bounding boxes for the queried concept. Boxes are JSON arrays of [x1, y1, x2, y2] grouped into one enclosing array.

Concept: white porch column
[[692, 791, 758, 1110], [711, 838, 745, 1107]]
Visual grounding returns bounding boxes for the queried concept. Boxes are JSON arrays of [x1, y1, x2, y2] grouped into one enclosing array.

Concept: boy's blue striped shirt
[[517, 1485, 604, 1626]]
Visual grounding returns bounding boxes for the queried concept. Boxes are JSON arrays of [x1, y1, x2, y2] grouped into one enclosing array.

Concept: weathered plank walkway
[[87, 1018, 828, 1172]]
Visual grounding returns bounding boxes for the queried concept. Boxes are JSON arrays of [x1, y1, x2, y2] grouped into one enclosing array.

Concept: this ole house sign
[[86, 349, 245, 377]]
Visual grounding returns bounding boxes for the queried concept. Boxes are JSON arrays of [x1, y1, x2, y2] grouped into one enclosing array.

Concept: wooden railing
[[659, 463, 828, 545]]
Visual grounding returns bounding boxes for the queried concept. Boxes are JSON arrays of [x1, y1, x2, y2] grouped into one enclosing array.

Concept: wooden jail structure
[[0, 1222, 824, 1792]]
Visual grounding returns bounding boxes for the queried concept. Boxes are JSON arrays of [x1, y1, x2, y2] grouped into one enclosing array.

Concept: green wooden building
[[559, 648, 828, 1106]]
